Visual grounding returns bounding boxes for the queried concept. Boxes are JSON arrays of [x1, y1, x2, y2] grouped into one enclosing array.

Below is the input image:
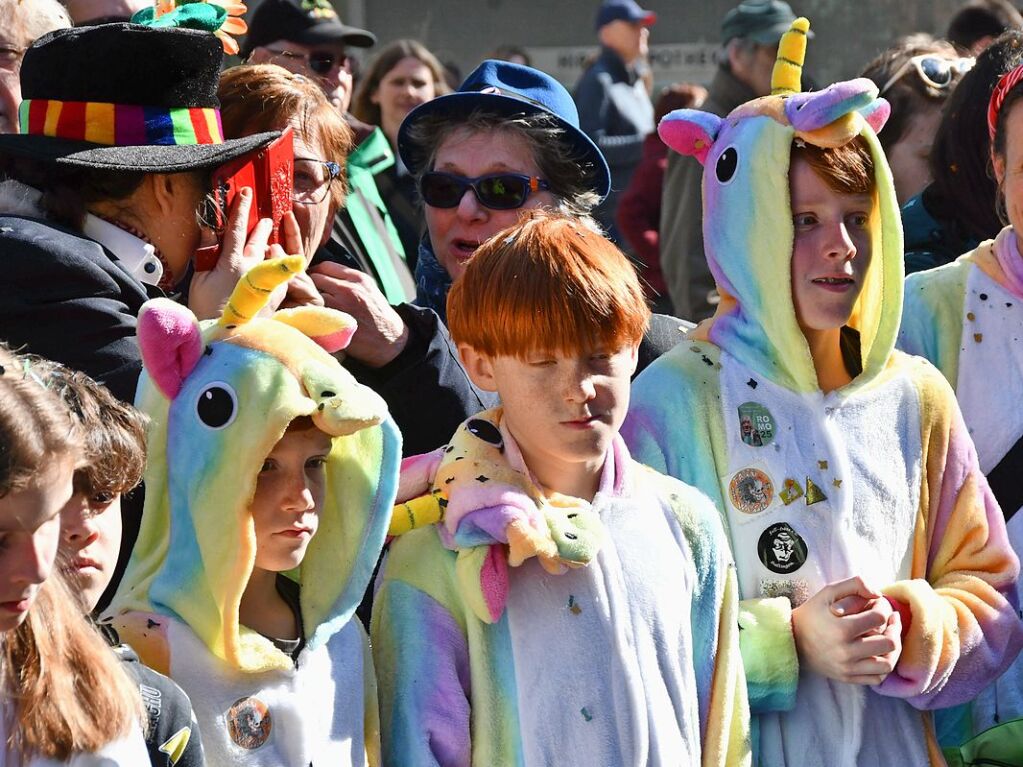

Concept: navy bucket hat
[[397, 59, 611, 201]]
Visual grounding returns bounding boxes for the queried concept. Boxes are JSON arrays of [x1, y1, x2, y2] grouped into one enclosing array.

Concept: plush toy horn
[[218, 255, 304, 328], [771, 17, 810, 96]]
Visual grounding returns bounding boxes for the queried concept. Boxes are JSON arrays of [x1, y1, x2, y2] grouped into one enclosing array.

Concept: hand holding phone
[[194, 127, 295, 272]]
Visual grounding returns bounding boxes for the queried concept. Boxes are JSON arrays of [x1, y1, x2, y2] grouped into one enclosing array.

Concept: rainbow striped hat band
[[19, 99, 225, 147]]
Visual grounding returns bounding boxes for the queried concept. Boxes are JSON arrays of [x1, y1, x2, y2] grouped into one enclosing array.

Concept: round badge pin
[[226, 696, 272, 750], [757, 523, 808, 574], [728, 467, 774, 514], [737, 402, 776, 447]]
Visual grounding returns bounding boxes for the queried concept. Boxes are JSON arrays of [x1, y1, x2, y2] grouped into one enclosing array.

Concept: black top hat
[[240, 0, 376, 59], [0, 24, 276, 172]]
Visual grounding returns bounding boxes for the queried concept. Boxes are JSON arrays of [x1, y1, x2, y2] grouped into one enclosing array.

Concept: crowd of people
[[3, 0, 1023, 765]]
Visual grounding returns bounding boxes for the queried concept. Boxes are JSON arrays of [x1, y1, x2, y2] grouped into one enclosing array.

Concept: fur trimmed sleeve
[[875, 365, 1023, 708]]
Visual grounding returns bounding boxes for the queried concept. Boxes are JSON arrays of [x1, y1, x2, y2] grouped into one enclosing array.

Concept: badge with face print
[[737, 402, 776, 447], [758, 523, 808, 574], [728, 467, 774, 514], [226, 696, 272, 750]]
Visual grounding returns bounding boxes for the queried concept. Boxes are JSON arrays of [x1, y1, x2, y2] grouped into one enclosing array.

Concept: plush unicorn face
[[658, 18, 905, 392], [115, 257, 400, 673]]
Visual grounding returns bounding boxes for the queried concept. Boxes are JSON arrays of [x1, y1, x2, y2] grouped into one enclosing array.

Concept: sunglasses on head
[[880, 54, 974, 96], [419, 171, 551, 210], [264, 47, 351, 76]]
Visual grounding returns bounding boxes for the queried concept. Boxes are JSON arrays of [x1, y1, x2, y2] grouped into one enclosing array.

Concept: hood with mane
[[109, 257, 400, 674], [659, 17, 904, 392]]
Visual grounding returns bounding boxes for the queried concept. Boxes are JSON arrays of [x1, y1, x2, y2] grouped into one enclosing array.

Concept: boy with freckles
[[373, 210, 750, 767]]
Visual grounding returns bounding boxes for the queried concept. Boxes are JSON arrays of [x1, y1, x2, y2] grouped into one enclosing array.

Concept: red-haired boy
[[372, 211, 750, 766]]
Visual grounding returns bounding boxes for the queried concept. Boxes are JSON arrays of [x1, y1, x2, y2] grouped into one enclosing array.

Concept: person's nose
[[563, 368, 597, 404], [455, 184, 488, 223], [281, 470, 316, 513], [13, 531, 56, 589], [61, 495, 99, 549], [824, 220, 857, 261]]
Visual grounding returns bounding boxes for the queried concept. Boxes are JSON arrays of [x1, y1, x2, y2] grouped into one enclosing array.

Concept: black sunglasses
[[264, 47, 351, 76], [420, 171, 551, 210]]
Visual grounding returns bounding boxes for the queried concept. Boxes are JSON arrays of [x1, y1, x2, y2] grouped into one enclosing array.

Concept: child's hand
[[791, 576, 902, 685]]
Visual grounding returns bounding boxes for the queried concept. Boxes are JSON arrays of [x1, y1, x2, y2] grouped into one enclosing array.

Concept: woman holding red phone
[[0, 22, 305, 404]]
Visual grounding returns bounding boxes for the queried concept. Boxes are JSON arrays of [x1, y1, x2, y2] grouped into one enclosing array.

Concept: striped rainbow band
[[18, 99, 225, 146]]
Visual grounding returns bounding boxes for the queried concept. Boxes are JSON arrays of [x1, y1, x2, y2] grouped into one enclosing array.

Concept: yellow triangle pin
[[159, 726, 192, 765], [805, 477, 827, 505]]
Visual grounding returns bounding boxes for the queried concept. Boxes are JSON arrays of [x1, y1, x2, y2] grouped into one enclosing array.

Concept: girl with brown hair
[[0, 344, 147, 765]]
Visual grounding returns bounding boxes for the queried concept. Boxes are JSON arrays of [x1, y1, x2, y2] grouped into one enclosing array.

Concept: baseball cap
[[721, 0, 804, 45], [596, 0, 657, 31], [241, 0, 376, 58]]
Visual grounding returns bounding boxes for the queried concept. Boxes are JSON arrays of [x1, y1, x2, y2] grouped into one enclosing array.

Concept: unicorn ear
[[137, 298, 203, 400], [860, 97, 891, 135], [658, 109, 723, 165], [784, 78, 878, 133], [273, 306, 358, 353]]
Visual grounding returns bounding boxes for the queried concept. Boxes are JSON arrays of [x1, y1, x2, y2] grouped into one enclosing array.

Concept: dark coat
[[0, 213, 151, 404]]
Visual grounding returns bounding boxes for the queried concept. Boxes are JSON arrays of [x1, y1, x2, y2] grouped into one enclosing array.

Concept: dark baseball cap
[[721, 0, 805, 45], [596, 0, 657, 31], [241, 0, 376, 58]]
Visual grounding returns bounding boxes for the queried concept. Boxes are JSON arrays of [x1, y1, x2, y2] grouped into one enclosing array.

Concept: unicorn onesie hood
[[107, 258, 400, 767], [624, 18, 1023, 767]]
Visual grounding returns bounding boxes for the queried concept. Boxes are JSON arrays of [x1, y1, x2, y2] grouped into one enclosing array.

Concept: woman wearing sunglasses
[[862, 37, 973, 207], [901, 31, 1023, 274], [899, 55, 1023, 765]]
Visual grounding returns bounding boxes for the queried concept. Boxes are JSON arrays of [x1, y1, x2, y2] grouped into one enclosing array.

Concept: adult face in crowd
[[219, 64, 353, 266], [398, 60, 610, 295], [351, 39, 450, 151], [862, 36, 972, 206], [720, 0, 800, 99], [0, 0, 69, 134], [242, 0, 376, 114]]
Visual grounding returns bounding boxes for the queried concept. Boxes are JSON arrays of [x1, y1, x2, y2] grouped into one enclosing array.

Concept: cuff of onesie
[[739, 596, 799, 713]]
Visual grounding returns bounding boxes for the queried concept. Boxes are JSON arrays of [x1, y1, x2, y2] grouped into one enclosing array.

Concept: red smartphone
[[194, 126, 295, 272]]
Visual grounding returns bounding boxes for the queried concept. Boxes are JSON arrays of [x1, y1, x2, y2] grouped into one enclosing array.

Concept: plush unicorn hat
[[110, 258, 400, 674], [660, 18, 905, 393]]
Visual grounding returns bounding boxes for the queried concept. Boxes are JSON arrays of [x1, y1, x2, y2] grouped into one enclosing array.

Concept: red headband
[[988, 63, 1023, 142]]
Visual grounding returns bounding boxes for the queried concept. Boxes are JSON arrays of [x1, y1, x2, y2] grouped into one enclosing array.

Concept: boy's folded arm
[[738, 596, 800, 714], [372, 577, 472, 767], [875, 400, 1023, 709]]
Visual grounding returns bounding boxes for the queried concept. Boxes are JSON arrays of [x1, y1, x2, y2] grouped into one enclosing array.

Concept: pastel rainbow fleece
[[19, 99, 224, 146], [625, 17, 1023, 767]]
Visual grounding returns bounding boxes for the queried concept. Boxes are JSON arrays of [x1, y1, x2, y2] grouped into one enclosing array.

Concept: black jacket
[[101, 624, 206, 767], [0, 213, 151, 404]]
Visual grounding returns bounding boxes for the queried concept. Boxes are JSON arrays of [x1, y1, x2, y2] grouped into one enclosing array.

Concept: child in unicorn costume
[[106, 257, 401, 766], [624, 18, 1023, 766], [372, 212, 750, 766], [899, 63, 1023, 756]]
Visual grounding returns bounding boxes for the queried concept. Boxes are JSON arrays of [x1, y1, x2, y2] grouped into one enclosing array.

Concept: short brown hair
[[447, 211, 650, 358], [792, 135, 876, 196], [218, 64, 355, 209], [33, 361, 147, 500]]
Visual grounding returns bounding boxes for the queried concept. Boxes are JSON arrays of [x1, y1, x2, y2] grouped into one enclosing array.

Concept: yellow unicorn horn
[[771, 17, 810, 96], [218, 255, 305, 328]]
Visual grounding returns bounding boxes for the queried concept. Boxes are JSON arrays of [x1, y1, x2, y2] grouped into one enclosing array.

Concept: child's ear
[[625, 344, 639, 379], [458, 344, 498, 392]]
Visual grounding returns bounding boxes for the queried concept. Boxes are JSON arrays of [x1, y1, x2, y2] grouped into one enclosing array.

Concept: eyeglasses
[[419, 171, 551, 210], [293, 157, 342, 205], [880, 54, 974, 96], [264, 47, 351, 76]]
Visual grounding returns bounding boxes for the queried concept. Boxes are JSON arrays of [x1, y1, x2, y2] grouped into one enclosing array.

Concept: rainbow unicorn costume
[[372, 408, 749, 764], [900, 224, 1023, 744], [107, 258, 400, 767], [624, 19, 1023, 767]]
